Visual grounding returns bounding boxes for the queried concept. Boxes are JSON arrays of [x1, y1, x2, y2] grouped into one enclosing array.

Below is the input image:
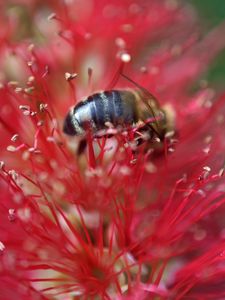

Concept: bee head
[[63, 111, 77, 136]]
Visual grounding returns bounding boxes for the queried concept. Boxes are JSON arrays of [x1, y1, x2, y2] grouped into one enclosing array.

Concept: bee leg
[[77, 139, 87, 156], [135, 137, 145, 147], [135, 124, 154, 147], [145, 123, 164, 141]]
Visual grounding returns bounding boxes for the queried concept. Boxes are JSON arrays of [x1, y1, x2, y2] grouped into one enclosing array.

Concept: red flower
[[1, 1, 225, 299]]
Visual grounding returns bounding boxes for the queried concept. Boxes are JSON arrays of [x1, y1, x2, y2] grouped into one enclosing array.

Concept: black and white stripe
[[63, 90, 136, 136]]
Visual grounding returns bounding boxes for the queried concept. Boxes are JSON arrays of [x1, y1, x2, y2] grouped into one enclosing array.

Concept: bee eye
[[63, 112, 77, 136]]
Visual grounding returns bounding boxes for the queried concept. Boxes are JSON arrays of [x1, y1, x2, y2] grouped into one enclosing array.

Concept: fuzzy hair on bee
[[63, 75, 175, 154]]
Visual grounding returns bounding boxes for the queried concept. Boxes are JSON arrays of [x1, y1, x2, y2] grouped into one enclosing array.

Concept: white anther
[[121, 53, 131, 63], [65, 72, 77, 81], [11, 134, 19, 142], [47, 13, 56, 21]]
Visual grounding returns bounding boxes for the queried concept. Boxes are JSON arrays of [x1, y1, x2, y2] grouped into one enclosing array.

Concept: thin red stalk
[[153, 259, 168, 286], [76, 204, 93, 246], [87, 133, 96, 169], [67, 79, 77, 105], [115, 279, 123, 296], [162, 177, 184, 215], [96, 137, 107, 164], [175, 282, 196, 300], [97, 214, 104, 254], [108, 223, 115, 255], [123, 253, 132, 289], [88, 67, 93, 93], [28, 278, 75, 283], [54, 203, 90, 251]]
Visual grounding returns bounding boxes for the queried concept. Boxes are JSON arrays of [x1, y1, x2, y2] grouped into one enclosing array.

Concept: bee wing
[[120, 73, 163, 139]]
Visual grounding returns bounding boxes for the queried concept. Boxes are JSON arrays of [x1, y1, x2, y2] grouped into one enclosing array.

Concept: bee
[[63, 75, 174, 154]]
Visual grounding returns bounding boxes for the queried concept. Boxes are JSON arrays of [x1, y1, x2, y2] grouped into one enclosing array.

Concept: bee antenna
[[120, 72, 162, 138], [106, 62, 124, 90]]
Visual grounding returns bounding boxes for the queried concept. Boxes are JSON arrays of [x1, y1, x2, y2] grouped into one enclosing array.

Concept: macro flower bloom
[[0, 0, 225, 299]]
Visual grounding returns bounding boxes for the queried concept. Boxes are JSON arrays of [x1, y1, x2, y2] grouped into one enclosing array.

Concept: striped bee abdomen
[[63, 90, 138, 136], [91, 90, 137, 128]]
